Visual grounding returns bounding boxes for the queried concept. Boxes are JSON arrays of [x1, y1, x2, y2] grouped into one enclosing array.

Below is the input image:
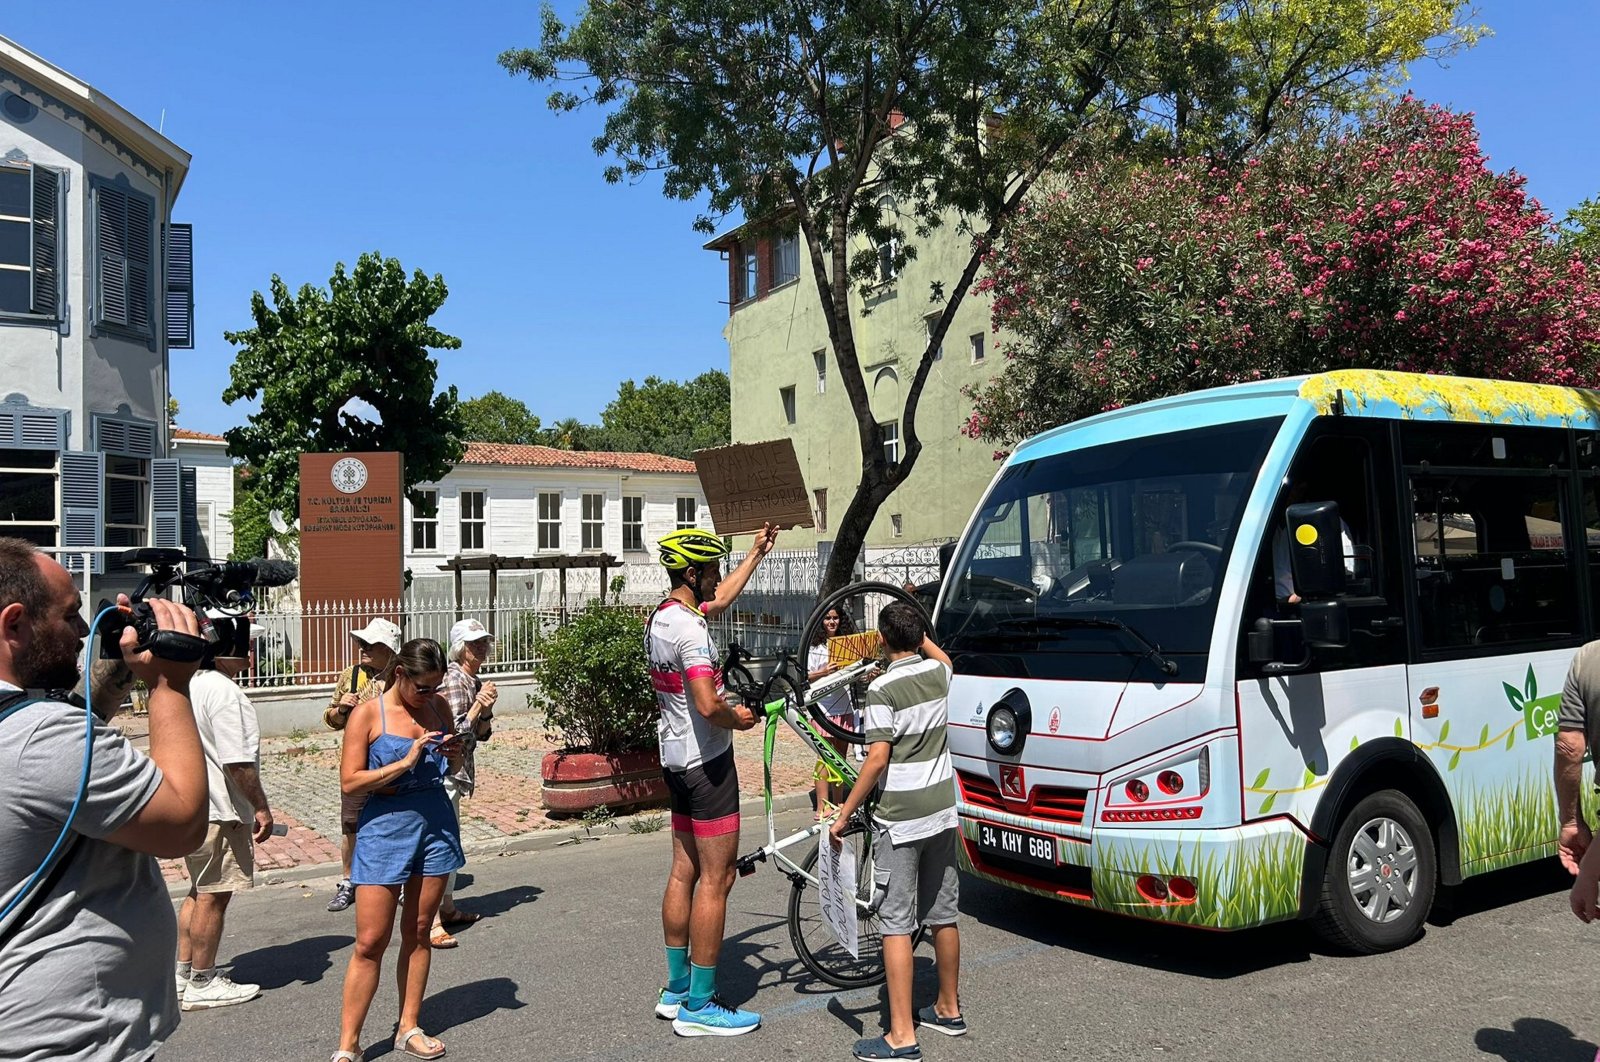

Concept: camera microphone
[[187, 558, 299, 592]]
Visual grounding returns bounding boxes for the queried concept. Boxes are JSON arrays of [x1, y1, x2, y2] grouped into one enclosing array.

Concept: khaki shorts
[[184, 821, 256, 893]]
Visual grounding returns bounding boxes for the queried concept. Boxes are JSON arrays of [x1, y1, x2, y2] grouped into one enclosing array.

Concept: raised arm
[[702, 523, 778, 620]]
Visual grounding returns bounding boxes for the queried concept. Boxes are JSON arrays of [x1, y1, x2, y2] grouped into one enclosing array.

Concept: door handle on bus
[[1368, 616, 1404, 631]]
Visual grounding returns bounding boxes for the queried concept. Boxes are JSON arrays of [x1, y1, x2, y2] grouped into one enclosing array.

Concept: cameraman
[[0, 538, 208, 1061]]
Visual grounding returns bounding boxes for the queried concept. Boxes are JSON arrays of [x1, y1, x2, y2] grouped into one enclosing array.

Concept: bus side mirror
[[1299, 600, 1349, 648], [1286, 501, 1346, 599]]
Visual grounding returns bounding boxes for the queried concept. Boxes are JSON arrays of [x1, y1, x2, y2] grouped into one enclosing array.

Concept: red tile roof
[[461, 441, 696, 474], [173, 426, 227, 442]]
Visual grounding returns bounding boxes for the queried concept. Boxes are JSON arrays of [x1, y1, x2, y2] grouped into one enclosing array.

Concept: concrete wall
[[719, 208, 1007, 552]]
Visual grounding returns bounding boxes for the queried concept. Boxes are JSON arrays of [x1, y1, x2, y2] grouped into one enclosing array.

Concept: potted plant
[[531, 602, 665, 814]]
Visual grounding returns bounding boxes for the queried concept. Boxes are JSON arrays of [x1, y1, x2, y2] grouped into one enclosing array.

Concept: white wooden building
[[170, 427, 234, 562]]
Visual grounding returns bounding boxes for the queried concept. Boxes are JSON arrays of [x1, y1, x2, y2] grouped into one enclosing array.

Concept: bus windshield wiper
[[995, 617, 1179, 676]]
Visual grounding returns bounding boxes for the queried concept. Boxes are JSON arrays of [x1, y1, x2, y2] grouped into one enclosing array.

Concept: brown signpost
[[693, 439, 815, 535], [298, 452, 404, 679]]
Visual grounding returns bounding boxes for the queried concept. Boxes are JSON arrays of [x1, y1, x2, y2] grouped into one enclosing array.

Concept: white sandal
[[398, 1027, 446, 1060], [330, 1052, 360, 1062]]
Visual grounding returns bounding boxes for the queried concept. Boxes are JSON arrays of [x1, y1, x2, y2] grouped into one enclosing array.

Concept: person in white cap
[[429, 618, 498, 947], [322, 618, 401, 913]]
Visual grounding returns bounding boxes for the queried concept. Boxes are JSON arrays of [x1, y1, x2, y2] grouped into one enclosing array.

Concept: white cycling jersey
[[646, 598, 730, 771]]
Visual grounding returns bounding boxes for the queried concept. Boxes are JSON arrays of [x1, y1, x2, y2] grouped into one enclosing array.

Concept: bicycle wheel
[[798, 581, 931, 743], [787, 824, 889, 988]]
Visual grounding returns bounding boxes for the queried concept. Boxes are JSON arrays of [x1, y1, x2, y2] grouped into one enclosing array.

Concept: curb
[[169, 790, 816, 898]]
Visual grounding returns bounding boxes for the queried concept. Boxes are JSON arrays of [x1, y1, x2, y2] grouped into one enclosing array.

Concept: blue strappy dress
[[350, 707, 465, 885]]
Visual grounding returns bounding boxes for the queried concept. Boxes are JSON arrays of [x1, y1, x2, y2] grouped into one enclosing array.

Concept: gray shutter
[[151, 457, 180, 548], [18, 407, 64, 449], [95, 185, 128, 327], [164, 223, 193, 348], [127, 194, 152, 332], [179, 465, 204, 558], [30, 165, 60, 318], [60, 450, 104, 575]]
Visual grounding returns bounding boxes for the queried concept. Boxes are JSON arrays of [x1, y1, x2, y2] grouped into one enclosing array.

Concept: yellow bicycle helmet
[[657, 528, 731, 570]]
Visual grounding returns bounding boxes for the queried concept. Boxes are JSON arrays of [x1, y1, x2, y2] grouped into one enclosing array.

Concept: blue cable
[[0, 604, 115, 925]]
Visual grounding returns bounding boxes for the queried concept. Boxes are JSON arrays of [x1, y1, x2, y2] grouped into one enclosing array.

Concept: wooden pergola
[[437, 553, 620, 629]]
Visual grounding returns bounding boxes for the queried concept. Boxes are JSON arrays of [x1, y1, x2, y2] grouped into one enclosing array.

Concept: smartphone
[[269, 823, 288, 836]]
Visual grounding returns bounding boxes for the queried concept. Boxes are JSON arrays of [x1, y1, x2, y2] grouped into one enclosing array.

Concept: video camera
[[95, 547, 298, 662]]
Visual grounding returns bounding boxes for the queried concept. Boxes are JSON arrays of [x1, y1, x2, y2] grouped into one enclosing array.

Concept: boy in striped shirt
[[829, 603, 966, 1061]]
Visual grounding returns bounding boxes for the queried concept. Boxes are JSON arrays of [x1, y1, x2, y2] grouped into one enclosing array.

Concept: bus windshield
[[936, 417, 1282, 679]]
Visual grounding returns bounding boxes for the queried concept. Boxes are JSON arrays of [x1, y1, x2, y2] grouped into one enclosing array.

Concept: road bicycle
[[724, 580, 929, 989]]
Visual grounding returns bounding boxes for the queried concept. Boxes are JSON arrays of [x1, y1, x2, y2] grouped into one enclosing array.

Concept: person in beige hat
[[323, 618, 401, 913], [428, 618, 499, 947]]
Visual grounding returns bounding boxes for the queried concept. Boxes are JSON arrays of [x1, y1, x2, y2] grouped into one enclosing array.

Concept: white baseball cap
[[349, 617, 402, 653], [450, 618, 493, 646]]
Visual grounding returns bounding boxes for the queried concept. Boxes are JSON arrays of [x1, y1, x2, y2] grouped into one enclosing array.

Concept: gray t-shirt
[[1558, 640, 1600, 755], [0, 687, 177, 1062]]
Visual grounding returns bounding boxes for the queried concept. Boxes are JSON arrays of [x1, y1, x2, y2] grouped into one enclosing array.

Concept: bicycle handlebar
[[720, 642, 871, 745]]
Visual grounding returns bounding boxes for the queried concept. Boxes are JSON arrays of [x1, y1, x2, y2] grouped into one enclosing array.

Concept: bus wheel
[[1311, 789, 1436, 954]]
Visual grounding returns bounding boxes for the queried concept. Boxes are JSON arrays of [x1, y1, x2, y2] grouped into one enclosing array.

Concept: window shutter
[[30, 165, 61, 318], [180, 465, 203, 557], [95, 185, 129, 327], [165, 223, 193, 348], [127, 194, 152, 332], [61, 450, 104, 575], [151, 457, 181, 548]]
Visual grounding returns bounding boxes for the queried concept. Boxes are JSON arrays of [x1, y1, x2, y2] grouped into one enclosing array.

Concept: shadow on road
[[1431, 859, 1572, 926], [718, 916, 812, 1002], [1475, 1017, 1596, 1061], [455, 884, 543, 919], [228, 932, 352, 989], [418, 976, 527, 1035]]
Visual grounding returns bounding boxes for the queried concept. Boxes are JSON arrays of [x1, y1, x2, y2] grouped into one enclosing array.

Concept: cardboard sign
[[817, 834, 860, 959], [693, 439, 815, 536], [827, 630, 884, 668]]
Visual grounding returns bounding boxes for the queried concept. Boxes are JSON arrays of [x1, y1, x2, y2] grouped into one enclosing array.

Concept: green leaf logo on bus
[[1504, 665, 1560, 740]]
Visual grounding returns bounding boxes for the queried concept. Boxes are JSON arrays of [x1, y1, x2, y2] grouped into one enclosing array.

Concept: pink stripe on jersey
[[685, 664, 715, 681], [651, 670, 685, 693]]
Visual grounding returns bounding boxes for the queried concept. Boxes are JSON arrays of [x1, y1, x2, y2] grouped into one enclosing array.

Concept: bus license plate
[[976, 822, 1056, 867]]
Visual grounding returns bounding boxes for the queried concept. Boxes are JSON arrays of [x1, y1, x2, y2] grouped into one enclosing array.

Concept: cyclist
[[648, 523, 777, 1037]]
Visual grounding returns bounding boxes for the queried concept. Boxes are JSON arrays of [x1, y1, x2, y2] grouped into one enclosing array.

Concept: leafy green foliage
[[503, 0, 1480, 592], [221, 252, 466, 516], [1563, 198, 1600, 263], [598, 371, 729, 458], [227, 471, 271, 561], [529, 603, 656, 755], [458, 390, 543, 444]]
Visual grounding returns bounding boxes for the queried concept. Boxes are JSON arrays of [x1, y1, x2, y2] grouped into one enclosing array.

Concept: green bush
[[529, 603, 656, 756]]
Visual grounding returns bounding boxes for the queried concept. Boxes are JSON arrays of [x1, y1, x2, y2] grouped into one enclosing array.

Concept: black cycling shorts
[[663, 747, 740, 837]]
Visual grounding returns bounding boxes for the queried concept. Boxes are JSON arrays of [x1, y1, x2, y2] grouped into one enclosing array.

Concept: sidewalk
[[111, 709, 822, 886]]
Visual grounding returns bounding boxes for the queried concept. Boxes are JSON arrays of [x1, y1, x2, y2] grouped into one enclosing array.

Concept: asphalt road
[[160, 806, 1600, 1062]]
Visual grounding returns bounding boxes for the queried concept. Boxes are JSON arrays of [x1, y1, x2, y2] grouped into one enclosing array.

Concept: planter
[[541, 747, 668, 815]]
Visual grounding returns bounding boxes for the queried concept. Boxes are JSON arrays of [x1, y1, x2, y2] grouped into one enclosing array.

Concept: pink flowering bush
[[965, 97, 1600, 446]]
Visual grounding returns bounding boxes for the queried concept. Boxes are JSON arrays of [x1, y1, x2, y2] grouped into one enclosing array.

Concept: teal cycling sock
[[665, 946, 690, 993], [686, 962, 717, 1010]]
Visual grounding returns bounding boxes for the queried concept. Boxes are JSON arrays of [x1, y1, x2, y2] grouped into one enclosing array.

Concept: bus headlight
[[986, 689, 1032, 756]]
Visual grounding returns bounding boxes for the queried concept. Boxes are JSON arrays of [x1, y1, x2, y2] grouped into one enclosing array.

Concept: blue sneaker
[[671, 993, 761, 1037], [655, 986, 689, 1020]]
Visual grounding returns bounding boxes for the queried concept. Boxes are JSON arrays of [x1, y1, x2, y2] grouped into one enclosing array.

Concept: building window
[[104, 455, 149, 550], [925, 314, 942, 361], [814, 488, 827, 532], [677, 497, 697, 529], [411, 488, 438, 552], [623, 495, 644, 551], [739, 247, 759, 302], [459, 490, 486, 551], [538, 491, 562, 550], [814, 350, 827, 394], [890, 513, 903, 538], [0, 163, 62, 318], [91, 177, 156, 335], [970, 332, 986, 363], [875, 196, 899, 283], [582, 492, 604, 551], [0, 447, 58, 546], [772, 233, 799, 286], [781, 386, 797, 425], [882, 420, 900, 466]]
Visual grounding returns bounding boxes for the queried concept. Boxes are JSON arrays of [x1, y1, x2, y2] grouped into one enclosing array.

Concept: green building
[[706, 215, 1005, 554]]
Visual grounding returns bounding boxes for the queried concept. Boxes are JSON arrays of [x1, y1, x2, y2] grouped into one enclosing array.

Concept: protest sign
[[693, 439, 815, 536], [817, 835, 860, 959]]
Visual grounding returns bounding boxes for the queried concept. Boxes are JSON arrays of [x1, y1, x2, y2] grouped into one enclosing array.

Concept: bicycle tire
[[798, 581, 931, 743], [787, 824, 889, 989]]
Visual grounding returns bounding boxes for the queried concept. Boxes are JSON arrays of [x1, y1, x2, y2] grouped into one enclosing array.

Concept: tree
[[459, 390, 544, 444], [599, 371, 730, 459], [1563, 198, 1600, 263], [541, 416, 609, 451], [227, 469, 271, 562], [221, 253, 466, 517], [502, 0, 1479, 593], [965, 98, 1600, 446]]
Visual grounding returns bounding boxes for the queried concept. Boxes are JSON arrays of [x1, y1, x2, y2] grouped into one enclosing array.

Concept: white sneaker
[[175, 973, 187, 1001], [180, 973, 261, 1011]]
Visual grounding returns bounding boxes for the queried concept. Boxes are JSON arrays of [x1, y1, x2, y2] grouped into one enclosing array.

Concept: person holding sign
[[648, 524, 778, 1038], [829, 603, 966, 1061]]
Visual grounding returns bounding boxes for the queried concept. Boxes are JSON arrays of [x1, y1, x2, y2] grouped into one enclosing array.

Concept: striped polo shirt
[[863, 654, 958, 844]]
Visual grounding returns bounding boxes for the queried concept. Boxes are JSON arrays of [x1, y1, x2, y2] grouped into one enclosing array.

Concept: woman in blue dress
[[331, 638, 465, 1062]]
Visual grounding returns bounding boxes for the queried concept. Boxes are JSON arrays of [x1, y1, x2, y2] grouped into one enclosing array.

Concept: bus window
[[1410, 473, 1578, 651]]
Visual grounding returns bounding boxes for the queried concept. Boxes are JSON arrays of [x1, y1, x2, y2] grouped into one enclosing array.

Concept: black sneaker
[[915, 1005, 967, 1037], [327, 879, 355, 912]]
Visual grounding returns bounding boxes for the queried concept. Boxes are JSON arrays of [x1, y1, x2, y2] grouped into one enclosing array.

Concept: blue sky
[[6, 2, 1596, 438]]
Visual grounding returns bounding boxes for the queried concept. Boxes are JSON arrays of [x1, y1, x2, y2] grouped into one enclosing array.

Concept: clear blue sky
[[6, 2, 1596, 438]]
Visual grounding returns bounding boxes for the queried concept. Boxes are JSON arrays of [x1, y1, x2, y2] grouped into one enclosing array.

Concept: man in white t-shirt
[[175, 615, 272, 1011], [647, 524, 776, 1038]]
